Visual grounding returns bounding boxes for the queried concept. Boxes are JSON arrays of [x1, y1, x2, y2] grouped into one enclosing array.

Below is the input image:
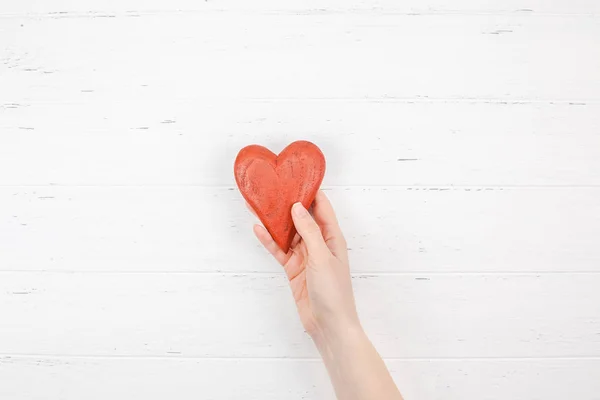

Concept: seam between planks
[[1, 271, 600, 275], [2, 185, 600, 188], [2, 99, 599, 106], [2, 354, 600, 361], [0, 11, 599, 19]]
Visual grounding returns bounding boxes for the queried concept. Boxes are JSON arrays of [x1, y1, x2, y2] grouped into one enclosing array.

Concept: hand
[[250, 191, 403, 400], [250, 190, 362, 343]]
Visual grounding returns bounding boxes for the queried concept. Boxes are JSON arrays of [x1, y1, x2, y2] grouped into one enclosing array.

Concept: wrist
[[312, 320, 368, 359]]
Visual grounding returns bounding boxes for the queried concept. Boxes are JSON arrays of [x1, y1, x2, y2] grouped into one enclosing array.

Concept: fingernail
[[292, 202, 308, 217]]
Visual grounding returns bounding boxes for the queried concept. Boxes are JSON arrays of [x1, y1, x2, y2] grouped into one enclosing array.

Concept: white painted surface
[[1, 357, 600, 400], [2, 187, 600, 272], [1, 272, 600, 357], [2, 102, 600, 186], [1, 1, 599, 399]]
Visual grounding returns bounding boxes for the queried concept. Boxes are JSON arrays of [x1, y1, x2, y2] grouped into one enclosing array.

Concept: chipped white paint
[[1, 272, 600, 358], [1, 1, 599, 399], [1, 187, 600, 273], [1, 357, 600, 400], [1, 102, 600, 186]]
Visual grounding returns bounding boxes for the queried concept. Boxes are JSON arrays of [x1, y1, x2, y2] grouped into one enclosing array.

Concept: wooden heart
[[234, 140, 326, 252]]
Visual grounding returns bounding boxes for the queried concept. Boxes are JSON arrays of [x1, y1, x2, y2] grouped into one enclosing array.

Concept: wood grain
[[1, 15, 599, 104], [1, 357, 599, 400], [1, 102, 599, 186], [1, 187, 599, 273], [1, 272, 598, 358]]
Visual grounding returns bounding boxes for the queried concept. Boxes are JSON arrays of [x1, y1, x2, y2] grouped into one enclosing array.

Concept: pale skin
[[248, 190, 403, 400]]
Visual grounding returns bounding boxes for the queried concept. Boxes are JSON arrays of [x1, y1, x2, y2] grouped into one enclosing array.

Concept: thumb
[[291, 202, 329, 257]]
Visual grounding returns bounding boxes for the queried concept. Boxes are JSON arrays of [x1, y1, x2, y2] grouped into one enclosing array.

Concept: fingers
[[291, 202, 329, 257], [253, 224, 290, 266], [290, 233, 301, 249], [312, 191, 347, 258], [312, 190, 342, 237], [250, 194, 340, 262], [254, 225, 304, 281]]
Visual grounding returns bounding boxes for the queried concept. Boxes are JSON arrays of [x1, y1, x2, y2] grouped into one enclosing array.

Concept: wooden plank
[[1, 102, 599, 186], [2, 0, 599, 15], [1, 272, 598, 358], [1, 356, 599, 400], [1, 15, 599, 105], [1, 187, 598, 273]]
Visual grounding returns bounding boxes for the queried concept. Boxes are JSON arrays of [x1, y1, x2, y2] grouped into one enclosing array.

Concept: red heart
[[234, 141, 326, 252]]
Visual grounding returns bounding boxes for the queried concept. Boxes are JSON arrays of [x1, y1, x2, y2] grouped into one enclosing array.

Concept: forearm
[[314, 325, 403, 400]]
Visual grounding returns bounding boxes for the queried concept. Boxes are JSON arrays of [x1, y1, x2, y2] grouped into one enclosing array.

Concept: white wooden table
[[1, 1, 599, 399]]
